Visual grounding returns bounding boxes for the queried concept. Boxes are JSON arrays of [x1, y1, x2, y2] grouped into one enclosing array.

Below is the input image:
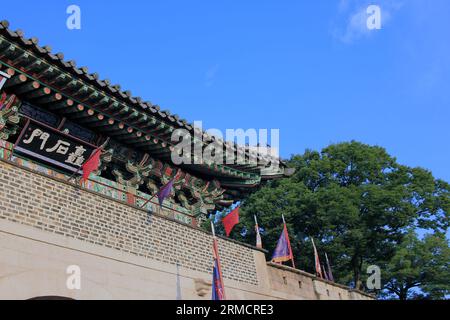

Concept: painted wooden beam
[[77, 112, 105, 125], [91, 117, 115, 129], [14, 80, 40, 94], [47, 98, 75, 111], [3, 73, 26, 87], [68, 108, 96, 120], [56, 103, 85, 115], [23, 87, 52, 100], [34, 92, 62, 105]]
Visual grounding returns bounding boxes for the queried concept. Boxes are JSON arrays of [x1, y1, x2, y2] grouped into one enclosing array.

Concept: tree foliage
[[382, 230, 450, 300], [230, 141, 449, 296]]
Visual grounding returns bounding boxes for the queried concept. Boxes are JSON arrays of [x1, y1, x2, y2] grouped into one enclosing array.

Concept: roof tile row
[[0, 20, 281, 164]]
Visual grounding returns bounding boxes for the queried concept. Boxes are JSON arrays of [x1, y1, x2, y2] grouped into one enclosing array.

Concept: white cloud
[[332, 0, 403, 44], [205, 64, 220, 87]]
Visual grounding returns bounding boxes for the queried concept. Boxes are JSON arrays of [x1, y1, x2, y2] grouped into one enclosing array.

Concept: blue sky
[[2, 0, 449, 182]]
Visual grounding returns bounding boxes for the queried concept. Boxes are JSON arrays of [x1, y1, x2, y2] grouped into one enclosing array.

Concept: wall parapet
[[0, 155, 260, 286], [0, 138, 266, 254], [0, 142, 373, 300], [267, 262, 375, 300]]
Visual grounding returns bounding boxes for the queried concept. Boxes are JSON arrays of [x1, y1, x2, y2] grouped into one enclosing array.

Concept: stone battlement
[[0, 152, 374, 300]]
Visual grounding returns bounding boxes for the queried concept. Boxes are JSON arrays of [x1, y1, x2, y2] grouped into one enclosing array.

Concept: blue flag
[[271, 224, 294, 265]]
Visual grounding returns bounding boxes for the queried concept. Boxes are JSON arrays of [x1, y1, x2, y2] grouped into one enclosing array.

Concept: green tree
[[382, 230, 450, 300], [238, 141, 449, 291]]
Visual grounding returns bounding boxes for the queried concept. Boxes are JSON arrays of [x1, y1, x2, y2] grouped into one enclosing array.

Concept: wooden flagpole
[[140, 193, 157, 209], [211, 221, 216, 238], [254, 214, 263, 248]]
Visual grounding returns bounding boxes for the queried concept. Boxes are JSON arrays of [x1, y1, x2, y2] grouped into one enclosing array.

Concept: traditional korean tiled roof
[[0, 20, 292, 188]]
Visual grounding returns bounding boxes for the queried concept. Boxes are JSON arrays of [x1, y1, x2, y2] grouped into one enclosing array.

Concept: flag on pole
[[254, 215, 263, 249], [271, 215, 295, 268], [222, 206, 239, 237], [322, 264, 329, 281], [211, 222, 226, 300], [325, 252, 334, 282], [81, 148, 102, 182], [157, 179, 174, 207], [139, 169, 180, 209], [311, 238, 323, 278]]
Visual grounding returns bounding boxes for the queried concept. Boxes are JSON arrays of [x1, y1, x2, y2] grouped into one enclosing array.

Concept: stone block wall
[[0, 159, 258, 286], [0, 155, 375, 300]]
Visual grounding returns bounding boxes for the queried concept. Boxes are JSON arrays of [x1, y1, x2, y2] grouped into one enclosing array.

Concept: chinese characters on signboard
[[15, 121, 95, 172]]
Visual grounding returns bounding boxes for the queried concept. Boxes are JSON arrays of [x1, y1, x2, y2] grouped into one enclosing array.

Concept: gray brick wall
[[0, 160, 258, 285]]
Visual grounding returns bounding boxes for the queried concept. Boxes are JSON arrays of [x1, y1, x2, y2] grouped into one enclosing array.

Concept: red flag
[[81, 148, 102, 182], [325, 253, 335, 282], [222, 207, 239, 237], [311, 238, 323, 278]]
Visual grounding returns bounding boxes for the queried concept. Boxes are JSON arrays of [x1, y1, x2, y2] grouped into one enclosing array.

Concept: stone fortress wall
[[0, 155, 373, 300]]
